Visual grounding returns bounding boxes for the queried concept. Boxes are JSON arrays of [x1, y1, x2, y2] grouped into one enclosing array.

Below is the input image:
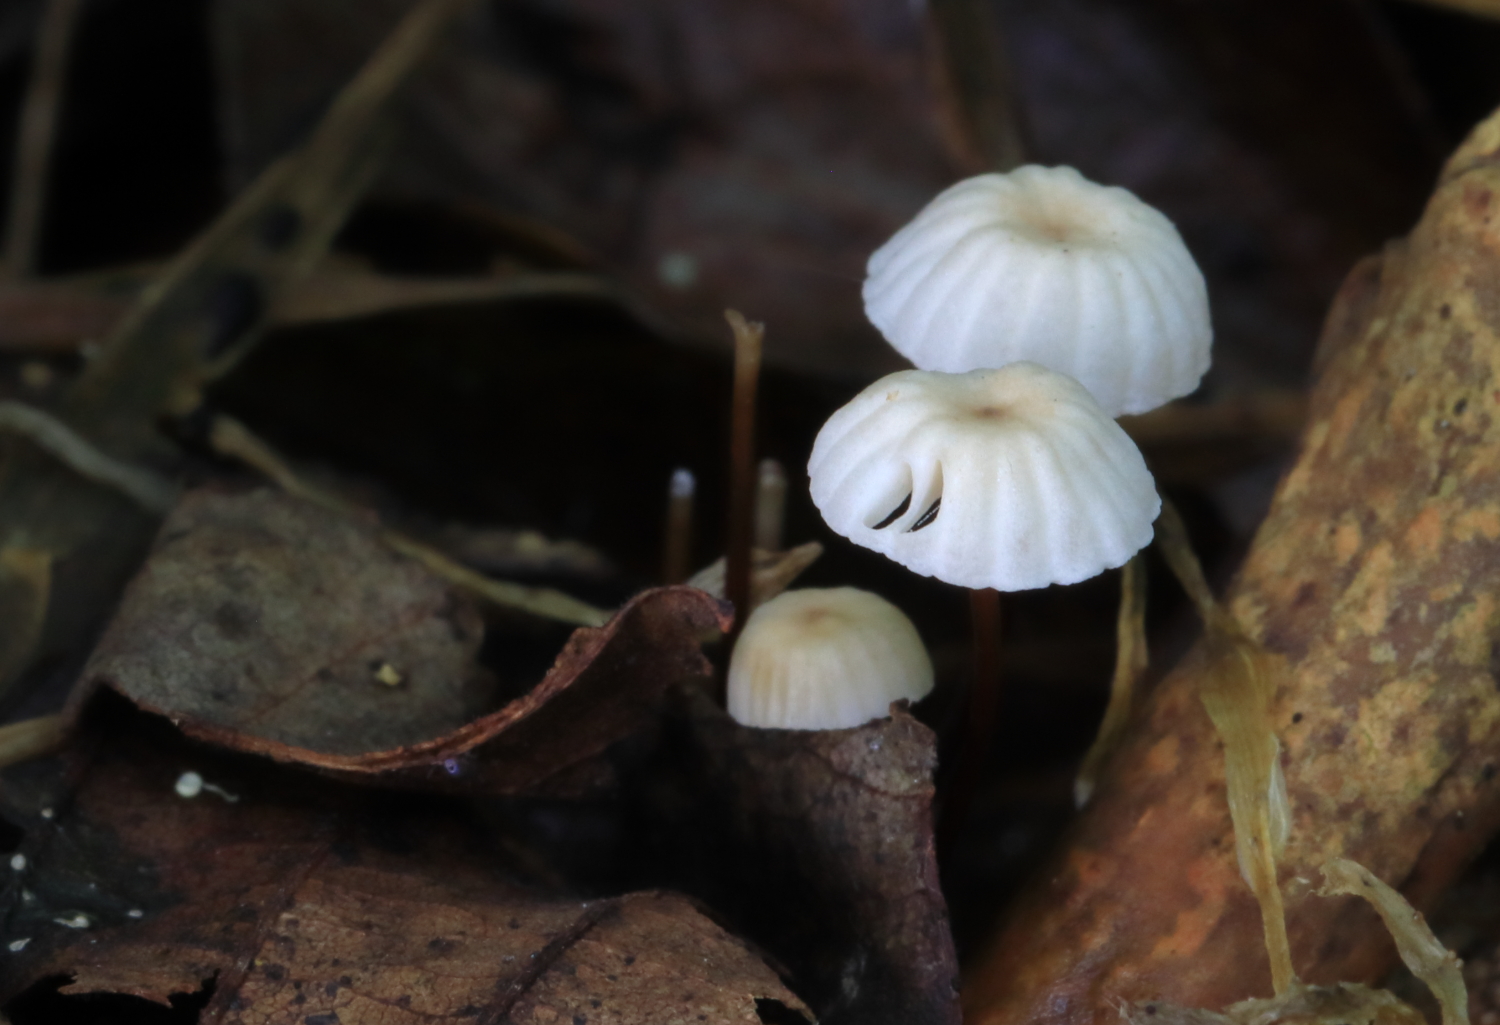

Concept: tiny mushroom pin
[[863, 164, 1211, 417], [727, 587, 933, 730], [808, 362, 1159, 591]]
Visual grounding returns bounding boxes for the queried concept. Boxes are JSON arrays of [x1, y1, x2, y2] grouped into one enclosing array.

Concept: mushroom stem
[[725, 310, 765, 648], [939, 587, 1003, 850], [1075, 553, 1148, 807], [754, 458, 787, 554], [662, 467, 696, 584]]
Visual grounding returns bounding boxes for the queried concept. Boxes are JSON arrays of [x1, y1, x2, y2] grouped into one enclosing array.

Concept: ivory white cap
[[864, 165, 1211, 416], [809, 363, 1159, 591], [728, 587, 933, 730]]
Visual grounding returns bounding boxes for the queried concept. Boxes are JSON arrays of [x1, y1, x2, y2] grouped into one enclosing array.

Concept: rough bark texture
[[964, 109, 1500, 1025]]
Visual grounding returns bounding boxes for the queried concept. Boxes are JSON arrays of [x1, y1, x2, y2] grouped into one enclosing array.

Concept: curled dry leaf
[[0, 716, 814, 1025], [77, 487, 728, 795], [964, 107, 1500, 1024], [631, 688, 957, 1025]]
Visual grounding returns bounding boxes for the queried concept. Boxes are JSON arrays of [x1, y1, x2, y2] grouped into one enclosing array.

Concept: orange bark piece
[[965, 108, 1500, 1024]]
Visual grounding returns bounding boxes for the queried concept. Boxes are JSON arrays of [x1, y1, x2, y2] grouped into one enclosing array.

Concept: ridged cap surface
[[808, 363, 1159, 590], [727, 587, 933, 730], [864, 165, 1211, 416]]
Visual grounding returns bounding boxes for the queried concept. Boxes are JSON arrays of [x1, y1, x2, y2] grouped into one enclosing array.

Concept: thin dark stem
[[939, 587, 1002, 852], [724, 310, 764, 653], [662, 467, 695, 584], [927, 0, 1028, 171], [4, 0, 84, 277], [1075, 554, 1148, 806]]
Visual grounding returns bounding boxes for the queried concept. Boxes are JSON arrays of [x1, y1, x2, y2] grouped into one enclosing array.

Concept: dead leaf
[[74, 486, 492, 755], [962, 107, 1500, 1024], [78, 487, 728, 794], [0, 0, 467, 709], [0, 712, 814, 1025], [629, 688, 957, 1025]]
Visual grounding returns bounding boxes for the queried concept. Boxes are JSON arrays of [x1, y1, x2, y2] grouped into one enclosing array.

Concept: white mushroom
[[808, 362, 1159, 591], [863, 165, 1211, 416], [728, 587, 933, 730]]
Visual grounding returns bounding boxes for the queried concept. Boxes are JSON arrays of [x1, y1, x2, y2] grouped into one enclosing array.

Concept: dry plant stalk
[[724, 309, 765, 642], [3, 0, 84, 277], [209, 416, 609, 627], [0, 714, 67, 768], [1156, 499, 1295, 994], [1075, 554, 1148, 807], [1319, 858, 1468, 1025], [0, 401, 176, 512], [965, 106, 1500, 1025]]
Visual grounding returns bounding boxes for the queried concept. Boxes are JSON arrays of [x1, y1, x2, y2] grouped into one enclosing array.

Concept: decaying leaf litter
[[0, 1, 1498, 1024]]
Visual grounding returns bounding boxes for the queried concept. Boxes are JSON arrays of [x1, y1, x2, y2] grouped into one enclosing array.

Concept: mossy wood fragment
[[965, 106, 1500, 1025]]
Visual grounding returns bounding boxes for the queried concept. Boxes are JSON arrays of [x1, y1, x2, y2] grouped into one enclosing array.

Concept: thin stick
[[0, 714, 67, 768], [753, 458, 786, 554], [724, 310, 764, 646], [3, 0, 84, 278], [928, 0, 1028, 171], [662, 467, 695, 584], [0, 400, 176, 511], [1075, 554, 1148, 807], [939, 587, 1003, 851], [209, 415, 610, 628]]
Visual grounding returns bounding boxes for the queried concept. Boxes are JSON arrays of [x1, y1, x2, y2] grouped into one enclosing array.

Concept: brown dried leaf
[[632, 688, 957, 1025], [0, 717, 813, 1024], [963, 107, 1500, 1025], [78, 487, 728, 795]]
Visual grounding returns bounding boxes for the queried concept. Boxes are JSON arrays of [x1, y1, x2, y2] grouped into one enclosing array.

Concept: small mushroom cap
[[864, 165, 1211, 416], [809, 362, 1159, 591], [728, 587, 933, 730]]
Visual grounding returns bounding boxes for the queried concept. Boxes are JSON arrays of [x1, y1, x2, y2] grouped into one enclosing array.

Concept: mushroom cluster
[[814, 163, 1212, 592], [725, 164, 1211, 735]]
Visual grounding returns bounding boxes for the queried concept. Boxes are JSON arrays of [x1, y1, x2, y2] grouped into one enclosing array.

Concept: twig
[[724, 310, 764, 646], [0, 400, 176, 512], [3, 0, 84, 278], [1075, 553, 1148, 807], [0, 714, 67, 769], [928, 0, 1028, 170], [662, 468, 695, 584], [208, 416, 610, 628]]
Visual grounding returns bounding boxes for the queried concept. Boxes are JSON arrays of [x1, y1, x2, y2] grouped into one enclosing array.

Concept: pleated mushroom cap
[[864, 165, 1211, 416], [808, 363, 1159, 591], [727, 587, 933, 731]]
